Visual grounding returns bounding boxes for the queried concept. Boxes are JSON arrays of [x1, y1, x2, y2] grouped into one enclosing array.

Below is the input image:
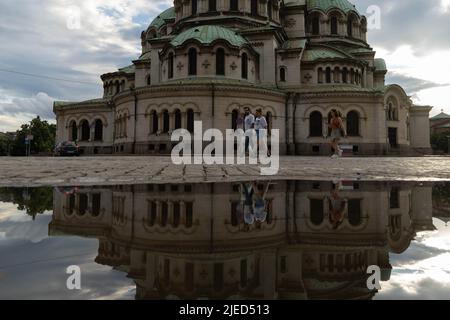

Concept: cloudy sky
[[0, 0, 449, 132]]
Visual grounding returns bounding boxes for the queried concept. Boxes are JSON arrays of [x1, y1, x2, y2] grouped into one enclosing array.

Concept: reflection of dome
[[149, 7, 175, 30], [307, 0, 360, 14], [171, 25, 249, 48]]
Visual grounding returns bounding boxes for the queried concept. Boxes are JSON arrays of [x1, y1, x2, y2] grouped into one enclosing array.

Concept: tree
[[431, 132, 450, 153], [10, 116, 56, 156], [0, 187, 53, 220]]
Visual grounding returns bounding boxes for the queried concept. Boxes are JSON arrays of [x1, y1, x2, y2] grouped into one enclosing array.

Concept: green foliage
[[0, 187, 53, 219], [9, 116, 56, 156], [0, 134, 11, 155], [431, 132, 450, 153]]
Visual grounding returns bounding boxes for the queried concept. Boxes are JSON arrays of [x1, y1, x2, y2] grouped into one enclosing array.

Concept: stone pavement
[[0, 156, 449, 187]]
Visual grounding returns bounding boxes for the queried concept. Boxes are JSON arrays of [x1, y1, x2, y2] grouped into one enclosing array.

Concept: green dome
[[171, 25, 249, 48], [307, 0, 359, 14], [149, 7, 175, 30]]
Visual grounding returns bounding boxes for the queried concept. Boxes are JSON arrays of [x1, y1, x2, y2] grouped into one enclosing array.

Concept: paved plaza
[[0, 156, 449, 187]]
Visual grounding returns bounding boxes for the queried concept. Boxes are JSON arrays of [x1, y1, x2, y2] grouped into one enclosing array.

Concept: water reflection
[[1, 181, 450, 300]]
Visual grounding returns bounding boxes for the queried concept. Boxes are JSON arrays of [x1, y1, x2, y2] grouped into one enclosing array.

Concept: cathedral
[[54, 0, 433, 156]]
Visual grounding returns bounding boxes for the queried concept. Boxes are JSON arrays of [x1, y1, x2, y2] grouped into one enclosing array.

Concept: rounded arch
[[309, 111, 324, 137], [216, 47, 226, 76], [174, 109, 182, 130], [162, 109, 170, 133], [188, 47, 198, 76], [79, 119, 91, 141], [225, 103, 278, 118], [69, 120, 78, 142], [94, 119, 104, 141], [346, 110, 360, 137], [308, 10, 326, 35]]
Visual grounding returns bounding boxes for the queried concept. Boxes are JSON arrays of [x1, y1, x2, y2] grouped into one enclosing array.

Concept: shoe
[[331, 154, 339, 159]]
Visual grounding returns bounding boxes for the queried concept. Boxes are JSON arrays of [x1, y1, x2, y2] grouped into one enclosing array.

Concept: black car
[[54, 141, 79, 157]]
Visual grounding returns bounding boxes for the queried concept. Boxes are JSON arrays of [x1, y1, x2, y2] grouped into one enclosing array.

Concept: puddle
[[0, 180, 449, 300]]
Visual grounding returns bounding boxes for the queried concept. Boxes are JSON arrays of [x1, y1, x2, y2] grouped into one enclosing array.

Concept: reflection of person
[[328, 109, 345, 158], [241, 183, 255, 225], [328, 181, 346, 230], [253, 182, 270, 223], [239, 182, 271, 227]]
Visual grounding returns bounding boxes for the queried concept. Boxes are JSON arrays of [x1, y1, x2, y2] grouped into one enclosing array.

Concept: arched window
[[267, 0, 273, 20], [309, 111, 323, 137], [350, 68, 355, 84], [317, 67, 323, 83], [312, 16, 320, 35], [70, 121, 78, 141], [251, 0, 258, 16], [188, 48, 197, 76], [92, 194, 101, 217], [192, 0, 198, 15], [331, 16, 338, 35], [326, 67, 332, 83], [216, 48, 225, 76], [174, 109, 182, 130], [187, 109, 195, 133], [333, 67, 340, 83], [168, 53, 174, 79], [342, 67, 348, 83], [241, 53, 248, 79], [115, 81, 120, 94], [148, 201, 157, 227], [78, 194, 88, 216], [348, 199, 362, 226], [163, 110, 170, 133], [94, 119, 103, 141], [209, 0, 217, 12], [146, 75, 151, 85], [232, 109, 238, 130], [310, 199, 324, 225], [230, 0, 238, 11], [80, 120, 90, 141], [347, 111, 360, 136], [280, 67, 286, 82], [151, 111, 158, 134], [347, 17, 353, 37]]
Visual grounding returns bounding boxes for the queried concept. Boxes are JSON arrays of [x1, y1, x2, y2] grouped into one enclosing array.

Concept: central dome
[[307, 0, 359, 14], [170, 25, 249, 48]]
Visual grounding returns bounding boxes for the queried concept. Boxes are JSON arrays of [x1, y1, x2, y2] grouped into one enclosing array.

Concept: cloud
[[355, 0, 450, 54], [0, 0, 172, 131]]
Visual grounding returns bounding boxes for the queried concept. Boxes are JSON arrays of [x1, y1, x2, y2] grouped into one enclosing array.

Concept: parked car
[[54, 141, 79, 157]]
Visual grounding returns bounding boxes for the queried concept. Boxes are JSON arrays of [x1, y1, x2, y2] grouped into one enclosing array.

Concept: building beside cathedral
[[54, 0, 433, 156]]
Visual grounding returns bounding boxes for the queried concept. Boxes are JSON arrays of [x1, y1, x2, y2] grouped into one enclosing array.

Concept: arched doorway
[[94, 119, 103, 141], [80, 120, 90, 141]]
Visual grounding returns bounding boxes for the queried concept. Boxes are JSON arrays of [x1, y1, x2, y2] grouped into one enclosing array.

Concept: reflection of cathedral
[[49, 181, 435, 300]]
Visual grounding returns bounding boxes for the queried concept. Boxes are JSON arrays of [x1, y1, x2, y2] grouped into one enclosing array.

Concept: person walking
[[244, 107, 255, 153], [328, 109, 345, 158], [255, 109, 269, 156]]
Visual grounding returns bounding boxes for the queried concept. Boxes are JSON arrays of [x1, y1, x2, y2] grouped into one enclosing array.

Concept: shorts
[[331, 129, 342, 140]]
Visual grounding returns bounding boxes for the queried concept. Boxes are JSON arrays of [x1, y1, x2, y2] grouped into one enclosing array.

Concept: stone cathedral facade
[[54, 0, 432, 156]]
